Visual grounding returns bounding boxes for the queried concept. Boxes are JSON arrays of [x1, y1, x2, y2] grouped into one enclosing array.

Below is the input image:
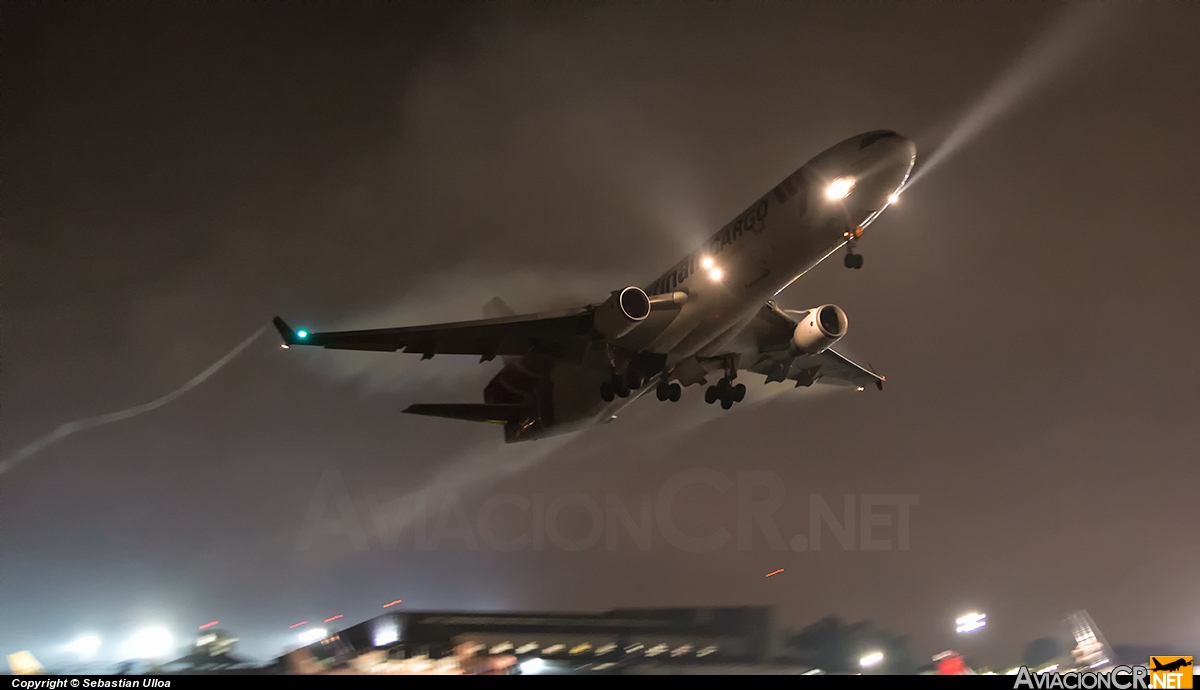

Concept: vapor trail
[[0, 327, 266, 478], [907, 1, 1123, 188]]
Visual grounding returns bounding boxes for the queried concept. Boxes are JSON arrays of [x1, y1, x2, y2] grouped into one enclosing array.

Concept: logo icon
[[1150, 656, 1193, 689]]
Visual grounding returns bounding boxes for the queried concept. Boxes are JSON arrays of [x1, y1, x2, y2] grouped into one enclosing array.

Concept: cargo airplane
[[274, 130, 916, 442]]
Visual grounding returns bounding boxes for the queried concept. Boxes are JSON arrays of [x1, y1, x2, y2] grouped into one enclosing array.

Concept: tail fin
[[402, 403, 526, 424]]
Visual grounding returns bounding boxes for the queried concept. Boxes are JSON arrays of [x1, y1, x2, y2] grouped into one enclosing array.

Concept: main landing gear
[[655, 380, 682, 402], [704, 377, 746, 410], [600, 369, 644, 402], [843, 251, 863, 269]]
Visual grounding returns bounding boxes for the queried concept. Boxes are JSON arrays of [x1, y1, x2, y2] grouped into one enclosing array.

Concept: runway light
[[701, 256, 714, 269], [709, 268, 723, 281], [66, 635, 102, 660], [198, 621, 218, 630], [860, 651, 884, 668], [826, 177, 855, 200], [519, 658, 546, 675], [121, 627, 174, 660], [323, 615, 343, 623], [289, 621, 308, 629], [956, 612, 987, 634], [298, 628, 326, 644], [296, 330, 308, 339], [373, 621, 399, 647], [383, 599, 403, 608], [766, 568, 784, 577]]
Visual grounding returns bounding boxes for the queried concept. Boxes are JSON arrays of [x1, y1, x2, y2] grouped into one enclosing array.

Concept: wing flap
[[402, 403, 527, 424]]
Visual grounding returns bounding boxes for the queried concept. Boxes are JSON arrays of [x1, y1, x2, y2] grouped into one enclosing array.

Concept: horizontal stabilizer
[[402, 403, 527, 424]]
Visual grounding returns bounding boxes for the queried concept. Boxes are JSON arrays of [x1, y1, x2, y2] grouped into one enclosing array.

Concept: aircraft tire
[[733, 383, 746, 402], [614, 378, 631, 398], [668, 383, 682, 402], [704, 386, 718, 404], [656, 383, 669, 401], [720, 395, 733, 410], [844, 253, 855, 269], [600, 382, 615, 402]]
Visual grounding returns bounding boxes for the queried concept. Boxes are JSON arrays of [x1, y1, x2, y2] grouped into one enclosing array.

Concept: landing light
[[701, 256, 714, 269], [888, 193, 900, 205], [709, 268, 723, 282], [826, 177, 855, 200]]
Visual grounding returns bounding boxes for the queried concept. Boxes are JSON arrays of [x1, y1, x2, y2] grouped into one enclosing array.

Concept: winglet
[[273, 316, 298, 346]]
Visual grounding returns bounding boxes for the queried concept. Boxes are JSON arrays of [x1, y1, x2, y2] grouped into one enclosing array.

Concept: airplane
[[273, 129, 916, 442]]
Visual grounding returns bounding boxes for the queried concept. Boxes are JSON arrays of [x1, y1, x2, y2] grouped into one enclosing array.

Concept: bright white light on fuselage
[[888, 193, 900, 205], [826, 177, 855, 200], [709, 268, 723, 281], [701, 256, 714, 269]]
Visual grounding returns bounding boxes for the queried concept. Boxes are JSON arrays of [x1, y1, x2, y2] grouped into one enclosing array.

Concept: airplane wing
[[272, 308, 596, 361], [746, 348, 885, 390]]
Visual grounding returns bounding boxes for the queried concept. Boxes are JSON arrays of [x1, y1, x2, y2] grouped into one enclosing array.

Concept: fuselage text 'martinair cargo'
[[274, 130, 916, 442]]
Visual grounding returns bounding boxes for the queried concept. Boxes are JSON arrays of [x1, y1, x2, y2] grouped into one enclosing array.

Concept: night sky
[[3, 1, 1198, 668]]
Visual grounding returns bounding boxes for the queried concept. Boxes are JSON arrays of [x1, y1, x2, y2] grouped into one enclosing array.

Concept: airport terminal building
[[295, 606, 780, 670]]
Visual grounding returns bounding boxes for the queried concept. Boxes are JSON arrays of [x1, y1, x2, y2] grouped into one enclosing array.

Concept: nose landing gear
[[844, 226, 864, 269]]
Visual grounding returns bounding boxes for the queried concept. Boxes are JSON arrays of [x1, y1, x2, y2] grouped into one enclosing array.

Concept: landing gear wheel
[[705, 386, 718, 404], [733, 383, 746, 402], [656, 381, 670, 401], [600, 382, 615, 402], [614, 377, 631, 398], [853, 254, 863, 269], [720, 395, 734, 410], [844, 252, 855, 269], [668, 383, 682, 402]]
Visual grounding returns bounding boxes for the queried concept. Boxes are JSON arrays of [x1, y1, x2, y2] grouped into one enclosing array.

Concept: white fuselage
[[518, 131, 915, 439]]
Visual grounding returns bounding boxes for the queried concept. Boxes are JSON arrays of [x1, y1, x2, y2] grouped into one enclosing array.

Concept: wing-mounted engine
[[593, 286, 652, 340], [789, 304, 848, 354]]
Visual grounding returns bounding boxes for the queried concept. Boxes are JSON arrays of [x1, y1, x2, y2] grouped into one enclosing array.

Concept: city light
[[298, 628, 327, 644], [860, 651, 884, 668], [120, 627, 174, 660], [956, 612, 987, 633], [373, 620, 399, 647], [519, 658, 546, 675], [65, 635, 102, 661]]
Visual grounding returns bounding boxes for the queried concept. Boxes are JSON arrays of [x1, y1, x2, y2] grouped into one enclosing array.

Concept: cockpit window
[[860, 131, 898, 148]]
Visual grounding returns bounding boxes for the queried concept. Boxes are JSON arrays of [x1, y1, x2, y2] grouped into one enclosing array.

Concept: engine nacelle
[[789, 304, 848, 354], [593, 286, 651, 340]]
